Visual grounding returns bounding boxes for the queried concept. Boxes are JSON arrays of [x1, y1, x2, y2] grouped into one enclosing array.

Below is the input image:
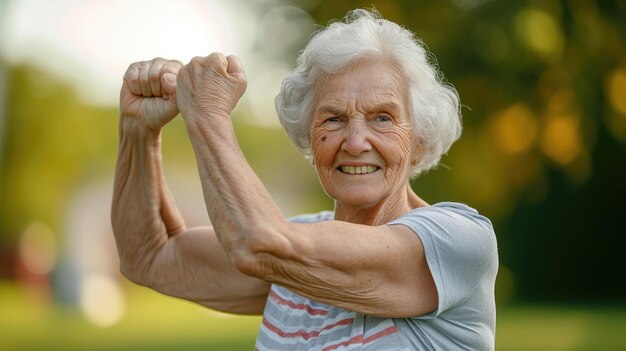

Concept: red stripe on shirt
[[320, 325, 398, 351], [262, 317, 354, 340], [321, 334, 364, 351], [269, 289, 329, 316], [364, 325, 398, 344]]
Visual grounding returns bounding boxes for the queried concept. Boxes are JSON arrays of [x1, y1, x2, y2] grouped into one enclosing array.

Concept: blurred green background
[[1, 0, 625, 350]]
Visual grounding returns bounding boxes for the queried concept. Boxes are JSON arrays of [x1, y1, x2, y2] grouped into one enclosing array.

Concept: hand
[[176, 53, 247, 123], [120, 58, 183, 132]]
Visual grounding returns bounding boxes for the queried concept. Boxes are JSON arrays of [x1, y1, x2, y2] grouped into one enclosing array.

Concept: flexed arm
[[111, 58, 269, 314], [177, 54, 438, 318]]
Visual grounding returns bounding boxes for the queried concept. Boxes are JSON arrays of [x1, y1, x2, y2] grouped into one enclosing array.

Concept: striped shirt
[[255, 203, 498, 350], [256, 285, 406, 351]]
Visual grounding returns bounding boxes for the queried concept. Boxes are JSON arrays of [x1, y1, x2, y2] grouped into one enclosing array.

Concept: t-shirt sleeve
[[389, 203, 498, 317], [287, 211, 334, 224]]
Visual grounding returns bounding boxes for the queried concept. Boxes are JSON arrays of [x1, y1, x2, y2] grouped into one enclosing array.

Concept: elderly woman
[[112, 9, 498, 351]]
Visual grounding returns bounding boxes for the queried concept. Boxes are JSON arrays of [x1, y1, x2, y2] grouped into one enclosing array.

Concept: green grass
[[496, 304, 626, 351], [2, 281, 625, 350], [1, 281, 260, 350]]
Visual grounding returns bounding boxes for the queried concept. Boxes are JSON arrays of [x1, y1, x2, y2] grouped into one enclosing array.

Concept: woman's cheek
[[396, 127, 415, 154], [310, 123, 329, 146], [376, 133, 413, 184], [310, 127, 331, 165]]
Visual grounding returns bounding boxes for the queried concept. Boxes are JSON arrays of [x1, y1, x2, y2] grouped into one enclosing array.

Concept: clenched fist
[[176, 53, 247, 124], [120, 58, 183, 132]]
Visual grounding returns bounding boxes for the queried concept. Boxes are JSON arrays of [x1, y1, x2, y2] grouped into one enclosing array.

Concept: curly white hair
[[275, 9, 462, 177]]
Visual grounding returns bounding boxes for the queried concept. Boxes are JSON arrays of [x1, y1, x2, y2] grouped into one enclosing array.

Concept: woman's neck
[[333, 184, 428, 225]]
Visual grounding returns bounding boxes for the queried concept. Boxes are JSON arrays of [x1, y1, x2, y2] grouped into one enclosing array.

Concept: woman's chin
[[332, 188, 383, 209]]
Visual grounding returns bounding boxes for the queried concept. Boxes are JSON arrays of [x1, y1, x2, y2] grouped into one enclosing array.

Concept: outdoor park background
[[1, 0, 625, 350]]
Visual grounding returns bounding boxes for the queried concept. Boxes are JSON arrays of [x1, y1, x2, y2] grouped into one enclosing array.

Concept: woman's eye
[[376, 114, 392, 122], [325, 116, 342, 123]]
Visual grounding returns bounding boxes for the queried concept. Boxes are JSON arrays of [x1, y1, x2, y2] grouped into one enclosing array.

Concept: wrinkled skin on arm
[[175, 54, 437, 318], [111, 57, 269, 314]]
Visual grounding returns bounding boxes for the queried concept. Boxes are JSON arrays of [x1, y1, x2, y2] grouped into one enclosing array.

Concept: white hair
[[275, 9, 462, 177]]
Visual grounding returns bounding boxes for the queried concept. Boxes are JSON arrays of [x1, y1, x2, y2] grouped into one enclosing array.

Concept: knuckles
[[123, 54, 246, 113], [123, 63, 139, 80], [163, 61, 183, 74], [187, 53, 228, 72], [123, 58, 183, 92], [148, 66, 161, 81], [208, 52, 227, 65]]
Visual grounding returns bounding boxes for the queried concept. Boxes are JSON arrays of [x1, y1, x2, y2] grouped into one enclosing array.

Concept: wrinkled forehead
[[312, 60, 410, 115]]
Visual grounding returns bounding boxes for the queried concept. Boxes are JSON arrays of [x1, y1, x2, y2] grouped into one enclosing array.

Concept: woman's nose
[[341, 119, 372, 156]]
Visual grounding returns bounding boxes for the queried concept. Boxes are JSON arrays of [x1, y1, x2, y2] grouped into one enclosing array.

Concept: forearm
[[112, 116, 269, 311], [184, 116, 287, 258], [111, 118, 176, 283]]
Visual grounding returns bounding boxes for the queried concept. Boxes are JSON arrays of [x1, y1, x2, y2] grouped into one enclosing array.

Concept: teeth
[[340, 165, 377, 174]]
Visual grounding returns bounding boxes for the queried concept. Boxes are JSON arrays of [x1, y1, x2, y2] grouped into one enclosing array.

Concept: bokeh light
[[79, 274, 126, 327], [490, 103, 538, 155], [540, 113, 582, 165], [603, 67, 626, 142], [515, 7, 564, 61], [605, 66, 626, 115], [18, 221, 57, 275]]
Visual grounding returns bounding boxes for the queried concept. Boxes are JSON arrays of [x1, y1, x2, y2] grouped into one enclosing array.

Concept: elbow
[[111, 225, 165, 289], [118, 262, 151, 288], [117, 252, 157, 288], [227, 223, 292, 281], [230, 248, 262, 278], [119, 264, 141, 285]]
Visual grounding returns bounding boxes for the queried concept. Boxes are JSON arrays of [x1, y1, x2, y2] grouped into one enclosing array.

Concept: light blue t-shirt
[[255, 202, 498, 351], [389, 202, 498, 350]]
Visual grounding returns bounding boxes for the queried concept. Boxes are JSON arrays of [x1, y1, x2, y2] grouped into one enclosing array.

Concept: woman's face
[[309, 61, 416, 210]]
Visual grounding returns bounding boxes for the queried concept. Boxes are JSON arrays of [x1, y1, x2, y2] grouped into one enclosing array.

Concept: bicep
[[147, 226, 271, 315], [250, 221, 437, 318]]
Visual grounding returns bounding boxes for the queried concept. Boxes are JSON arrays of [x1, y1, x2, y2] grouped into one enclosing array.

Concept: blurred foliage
[[0, 65, 118, 244], [300, 0, 626, 302], [1, 0, 625, 318]]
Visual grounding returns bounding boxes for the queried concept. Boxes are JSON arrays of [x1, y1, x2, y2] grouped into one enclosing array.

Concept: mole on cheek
[[322, 136, 327, 142]]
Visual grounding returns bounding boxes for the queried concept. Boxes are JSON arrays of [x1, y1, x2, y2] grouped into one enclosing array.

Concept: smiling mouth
[[338, 165, 379, 175]]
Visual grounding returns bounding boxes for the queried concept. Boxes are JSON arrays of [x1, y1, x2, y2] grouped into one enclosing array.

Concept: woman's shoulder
[[400, 201, 493, 229], [391, 201, 497, 256], [415, 201, 481, 215]]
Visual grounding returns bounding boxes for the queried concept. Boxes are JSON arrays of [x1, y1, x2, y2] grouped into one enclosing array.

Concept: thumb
[[161, 73, 177, 96], [226, 55, 246, 80]]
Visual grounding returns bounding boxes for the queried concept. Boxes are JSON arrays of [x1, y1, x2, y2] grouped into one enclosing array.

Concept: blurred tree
[[0, 66, 119, 248], [301, 0, 626, 302]]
